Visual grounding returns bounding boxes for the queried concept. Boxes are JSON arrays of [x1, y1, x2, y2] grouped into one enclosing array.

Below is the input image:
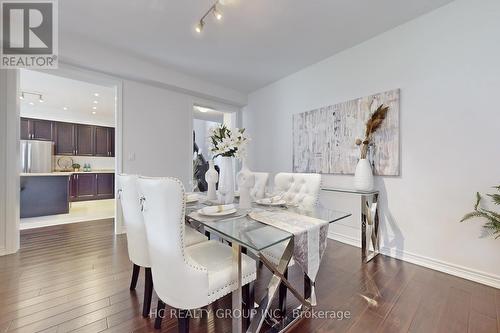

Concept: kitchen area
[[19, 70, 117, 229]]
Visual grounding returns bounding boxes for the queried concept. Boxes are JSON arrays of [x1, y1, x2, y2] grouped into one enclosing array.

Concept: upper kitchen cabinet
[[94, 126, 114, 157], [54, 122, 76, 155], [21, 117, 115, 157], [20, 118, 30, 140], [21, 118, 54, 141], [76, 124, 94, 156]]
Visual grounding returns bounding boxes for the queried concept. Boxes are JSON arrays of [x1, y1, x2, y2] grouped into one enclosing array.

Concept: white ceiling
[[20, 70, 115, 126], [59, 0, 455, 93]]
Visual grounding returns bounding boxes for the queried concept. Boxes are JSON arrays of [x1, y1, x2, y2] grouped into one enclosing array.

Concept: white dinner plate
[[255, 198, 287, 206], [198, 208, 237, 217]]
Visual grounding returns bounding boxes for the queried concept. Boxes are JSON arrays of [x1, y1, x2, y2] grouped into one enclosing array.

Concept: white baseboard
[[328, 231, 360, 248], [328, 233, 500, 289]]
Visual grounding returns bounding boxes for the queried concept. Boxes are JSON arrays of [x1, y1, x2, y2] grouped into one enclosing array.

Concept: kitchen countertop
[[20, 170, 115, 177]]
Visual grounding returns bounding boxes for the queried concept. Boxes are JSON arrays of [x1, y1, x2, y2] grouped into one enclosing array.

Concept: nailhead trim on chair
[[141, 176, 207, 273], [207, 271, 257, 302]]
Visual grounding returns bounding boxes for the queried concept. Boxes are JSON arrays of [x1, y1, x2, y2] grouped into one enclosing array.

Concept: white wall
[[243, 0, 500, 287], [0, 70, 20, 255], [120, 80, 194, 185]]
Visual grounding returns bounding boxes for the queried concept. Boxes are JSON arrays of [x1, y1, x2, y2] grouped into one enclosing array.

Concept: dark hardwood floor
[[0, 219, 498, 333]]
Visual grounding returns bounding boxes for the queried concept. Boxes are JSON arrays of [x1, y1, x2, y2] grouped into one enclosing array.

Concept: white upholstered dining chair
[[117, 174, 208, 318], [273, 172, 322, 209], [249, 172, 269, 200], [137, 176, 257, 332]]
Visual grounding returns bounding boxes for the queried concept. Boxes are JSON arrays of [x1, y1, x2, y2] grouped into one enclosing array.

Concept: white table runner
[[248, 209, 329, 305]]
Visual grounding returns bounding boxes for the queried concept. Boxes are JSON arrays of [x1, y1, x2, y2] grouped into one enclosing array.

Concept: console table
[[322, 187, 380, 262]]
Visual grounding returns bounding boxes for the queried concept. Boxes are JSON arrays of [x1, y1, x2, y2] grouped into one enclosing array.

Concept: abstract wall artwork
[[292, 89, 400, 176]]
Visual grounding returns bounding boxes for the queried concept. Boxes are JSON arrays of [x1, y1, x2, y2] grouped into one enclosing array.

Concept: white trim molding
[[328, 233, 500, 289], [0, 69, 21, 255]]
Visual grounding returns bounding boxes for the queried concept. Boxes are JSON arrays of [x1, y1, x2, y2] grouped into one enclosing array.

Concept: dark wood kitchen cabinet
[[73, 173, 96, 201], [22, 118, 115, 157], [20, 118, 30, 140], [76, 124, 94, 156], [70, 173, 115, 202], [94, 126, 115, 157], [54, 122, 76, 155], [96, 173, 115, 199], [21, 118, 53, 141]]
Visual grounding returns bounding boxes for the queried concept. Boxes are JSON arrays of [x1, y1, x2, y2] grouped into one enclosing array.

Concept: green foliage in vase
[[461, 186, 500, 239]]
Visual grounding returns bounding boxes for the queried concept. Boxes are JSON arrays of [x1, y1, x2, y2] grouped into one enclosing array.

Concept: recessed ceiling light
[[93, 100, 98, 104], [28, 102, 34, 106], [92, 111, 97, 115], [63, 107, 68, 110], [93, 93, 99, 97], [92, 106, 97, 110], [195, 106, 214, 113]]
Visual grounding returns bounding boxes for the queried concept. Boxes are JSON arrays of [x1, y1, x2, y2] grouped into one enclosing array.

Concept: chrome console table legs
[[361, 192, 380, 262]]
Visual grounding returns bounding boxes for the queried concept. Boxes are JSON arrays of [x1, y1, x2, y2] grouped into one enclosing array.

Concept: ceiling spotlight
[[92, 111, 97, 115], [195, 20, 204, 33], [93, 100, 98, 104], [92, 106, 97, 110], [19, 92, 25, 100], [63, 107, 68, 111], [94, 93, 99, 97], [29, 102, 34, 106], [38, 95, 44, 103], [213, 7, 222, 20]]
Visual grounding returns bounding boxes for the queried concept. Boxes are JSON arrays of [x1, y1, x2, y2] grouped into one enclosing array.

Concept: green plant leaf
[[487, 193, 500, 205], [460, 211, 486, 222], [474, 192, 481, 210]]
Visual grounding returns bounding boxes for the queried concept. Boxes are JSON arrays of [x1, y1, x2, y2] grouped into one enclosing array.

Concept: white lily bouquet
[[208, 124, 249, 159]]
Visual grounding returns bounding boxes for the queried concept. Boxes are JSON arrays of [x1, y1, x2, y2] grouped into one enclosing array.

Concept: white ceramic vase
[[237, 159, 255, 209], [205, 160, 218, 201], [354, 158, 374, 191], [218, 156, 235, 204]]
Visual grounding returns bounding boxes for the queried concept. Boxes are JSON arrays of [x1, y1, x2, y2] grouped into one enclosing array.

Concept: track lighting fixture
[[195, 0, 225, 34], [20, 91, 44, 103], [213, 6, 222, 20], [195, 20, 204, 34]]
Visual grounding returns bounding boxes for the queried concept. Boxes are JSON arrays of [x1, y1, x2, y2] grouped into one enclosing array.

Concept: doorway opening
[[191, 105, 237, 193], [18, 68, 120, 231]]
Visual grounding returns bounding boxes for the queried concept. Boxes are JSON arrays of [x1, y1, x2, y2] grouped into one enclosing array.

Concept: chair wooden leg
[[178, 309, 190, 333], [278, 268, 288, 314], [142, 268, 153, 318], [130, 264, 140, 291], [154, 299, 166, 329]]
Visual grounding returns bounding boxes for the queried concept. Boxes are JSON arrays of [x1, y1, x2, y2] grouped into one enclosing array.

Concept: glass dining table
[[185, 198, 351, 333]]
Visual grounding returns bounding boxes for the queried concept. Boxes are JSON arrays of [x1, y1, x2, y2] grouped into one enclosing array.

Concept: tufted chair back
[[137, 177, 209, 310], [250, 172, 269, 200], [117, 174, 150, 268], [273, 173, 321, 210]]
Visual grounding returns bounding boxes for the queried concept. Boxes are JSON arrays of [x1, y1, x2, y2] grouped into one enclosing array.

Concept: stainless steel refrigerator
[[20, 140, 54, 173]]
